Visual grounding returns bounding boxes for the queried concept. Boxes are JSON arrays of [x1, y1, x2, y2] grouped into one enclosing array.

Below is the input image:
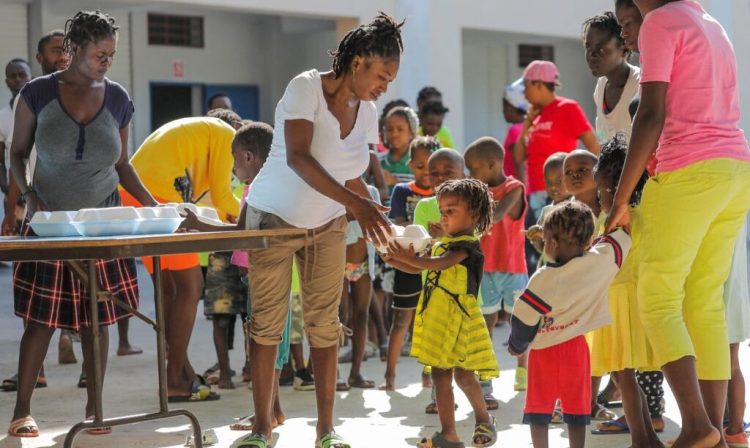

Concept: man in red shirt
[[514, 60, 600, 220]]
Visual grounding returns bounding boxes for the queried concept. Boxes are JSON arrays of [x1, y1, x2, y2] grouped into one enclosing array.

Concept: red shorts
[[523, 335, 591, 426]]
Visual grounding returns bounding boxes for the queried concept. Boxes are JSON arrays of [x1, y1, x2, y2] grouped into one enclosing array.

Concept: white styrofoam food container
[[73, 206, 143, 237], [170, 203, 223, 225], [375, 224, 431, 253], [29, 211, 81, 237], [136, 206, 183, 234]]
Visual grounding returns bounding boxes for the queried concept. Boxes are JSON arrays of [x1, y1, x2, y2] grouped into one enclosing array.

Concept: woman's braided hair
[[542, 201, 596, 249], [329, 12, 404, 78], [582, 11, 628, 55], [435, 179, 494, 236], [63, 10, 118, 54], [593, 133, 648, 206]]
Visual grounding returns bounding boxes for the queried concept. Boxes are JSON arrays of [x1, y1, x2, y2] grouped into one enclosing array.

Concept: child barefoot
[[588, 135, 662, 447], [386, 179, 498, 447], [381, 136, 439, 391], [465, 137, 528, 400], [508, 201, 631, 448]]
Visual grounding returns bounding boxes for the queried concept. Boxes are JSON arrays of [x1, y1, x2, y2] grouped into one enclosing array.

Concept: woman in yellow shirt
[[121, 116, 239, 401]]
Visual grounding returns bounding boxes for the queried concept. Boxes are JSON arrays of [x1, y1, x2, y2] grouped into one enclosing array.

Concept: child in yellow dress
[[385, 178, 498, 448]]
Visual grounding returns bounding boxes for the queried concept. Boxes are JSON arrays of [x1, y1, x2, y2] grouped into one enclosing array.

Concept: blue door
[[204, 84, 260, 121]]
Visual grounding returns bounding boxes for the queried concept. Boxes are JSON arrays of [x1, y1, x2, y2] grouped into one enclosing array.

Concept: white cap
[[504, 77, 529, 112]]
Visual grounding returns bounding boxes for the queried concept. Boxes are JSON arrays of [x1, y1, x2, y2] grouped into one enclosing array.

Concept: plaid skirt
[[13, 222, 139, 331]]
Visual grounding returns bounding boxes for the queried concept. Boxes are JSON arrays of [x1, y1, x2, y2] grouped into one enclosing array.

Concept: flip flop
[[8, 415, 39, 437], [168, 381, 220, 402], [229, 415, 283, 431], [483, 394, 499, 411], [472, 415, 497, 447], [425, 401, 459, 414], [591, 403, 617, 421], [316, 431, 351, 448], [237, 432, 270, 448], [347, 376, 375, 389], [1, 374, 47, 392], [417, 432, 465, 448], [335, 380, 351, 392], [591, 419, 630, 435], [78, 373, 87, 389]]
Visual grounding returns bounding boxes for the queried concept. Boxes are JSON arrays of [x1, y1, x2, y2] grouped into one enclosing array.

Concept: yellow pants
[[638, 158, 750, 380]]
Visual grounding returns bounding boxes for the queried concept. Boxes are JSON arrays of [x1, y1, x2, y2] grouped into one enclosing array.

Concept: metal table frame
[[0, 229, 306, 448]]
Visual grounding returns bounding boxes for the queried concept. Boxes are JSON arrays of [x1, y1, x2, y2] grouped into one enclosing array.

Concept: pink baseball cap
[[522, 60, 560, 84]]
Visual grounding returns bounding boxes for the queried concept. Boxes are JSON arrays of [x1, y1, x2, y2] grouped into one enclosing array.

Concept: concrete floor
[[0, 261, 747, 448]]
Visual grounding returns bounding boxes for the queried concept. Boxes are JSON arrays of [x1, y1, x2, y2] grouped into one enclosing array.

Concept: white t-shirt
[[248, 69, 378, 228], [593, 64, 641, 143], [2, 95, 36, 183], [509, 229, 632, 351]]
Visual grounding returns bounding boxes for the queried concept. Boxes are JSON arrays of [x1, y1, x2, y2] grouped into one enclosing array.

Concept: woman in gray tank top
[[7, 11, 157, 437]]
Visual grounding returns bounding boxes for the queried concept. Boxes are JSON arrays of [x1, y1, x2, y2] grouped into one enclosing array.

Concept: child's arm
[[492, 186, 524, 224], [179, 204, 247, 232], [387, 240, 468, 272], [507, 281, 550, 355], [380, 253, 422, 274]]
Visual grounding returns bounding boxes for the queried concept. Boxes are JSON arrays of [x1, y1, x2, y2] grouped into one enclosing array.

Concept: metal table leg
[[63, 257, 203, 448]]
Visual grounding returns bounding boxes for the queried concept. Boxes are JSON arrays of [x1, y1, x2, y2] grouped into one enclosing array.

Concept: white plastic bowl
[[393, 235, 432, 253], [375, 224, 431, 254], [29, 211, 81, 237]]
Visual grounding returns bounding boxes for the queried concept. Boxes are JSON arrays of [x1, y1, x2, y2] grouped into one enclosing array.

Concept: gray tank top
[[19, 73, 134, 211]]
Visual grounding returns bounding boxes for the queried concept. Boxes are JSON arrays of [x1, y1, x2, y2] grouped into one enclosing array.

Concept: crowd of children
[[3, 3, 750, 448]]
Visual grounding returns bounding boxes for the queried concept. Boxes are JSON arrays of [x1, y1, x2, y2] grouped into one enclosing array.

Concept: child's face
[[594, 171, 615, 214], [408, 147, 432, 189], [465, 154, 501, 187], [232, 143, 260, 183], [583, 27, 627, 78], [384, 115, 413, 152], [420, 113, 443, 137], [563, 154, 597, 197], [543, 164, 568, 203], [428, 157, 464, 189], [438, 194, 475, 236]]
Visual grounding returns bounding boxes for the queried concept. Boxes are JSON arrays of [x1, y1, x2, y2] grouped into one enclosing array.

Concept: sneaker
[[514, 367, 527, 391], [293, 369, 315, 391], [726, 429, 749, 448]]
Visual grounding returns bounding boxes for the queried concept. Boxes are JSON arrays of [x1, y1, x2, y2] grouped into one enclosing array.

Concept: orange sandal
[[85, 416, 112, 435]]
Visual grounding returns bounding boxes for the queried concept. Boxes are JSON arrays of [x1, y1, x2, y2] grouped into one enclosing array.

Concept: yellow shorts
[[637, 158, 750, 380]]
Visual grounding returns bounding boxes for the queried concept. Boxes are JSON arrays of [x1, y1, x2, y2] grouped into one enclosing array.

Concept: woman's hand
[[605, 201, 631, 234], [2, 214, 17, 236], [350, 196, 391, 247]]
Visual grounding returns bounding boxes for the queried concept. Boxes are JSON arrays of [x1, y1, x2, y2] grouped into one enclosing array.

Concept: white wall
[[462, 29, 597, 150], [0, 2, 30, 107]]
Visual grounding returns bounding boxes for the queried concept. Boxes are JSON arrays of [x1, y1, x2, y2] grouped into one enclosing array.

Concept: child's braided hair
[[593, 133, 648, 206], [329, 12, 404, 78], [63, 10, 119, 54], [543, 201, 596, 249], [435, 179, 494, 235]]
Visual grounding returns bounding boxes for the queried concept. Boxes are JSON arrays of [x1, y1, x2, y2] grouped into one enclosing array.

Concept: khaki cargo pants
[[246, 206, 346, 348]]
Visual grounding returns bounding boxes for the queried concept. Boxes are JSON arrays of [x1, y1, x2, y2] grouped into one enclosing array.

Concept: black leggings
[[637, 370, 664, 418]]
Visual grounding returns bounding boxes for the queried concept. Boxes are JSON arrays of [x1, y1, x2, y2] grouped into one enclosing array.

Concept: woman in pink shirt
[[607, 1, 750, 446]]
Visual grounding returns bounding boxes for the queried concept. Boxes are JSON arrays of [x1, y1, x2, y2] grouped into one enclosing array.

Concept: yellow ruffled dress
[[410, 235, 499, 380], [590, 206, 657, 376]]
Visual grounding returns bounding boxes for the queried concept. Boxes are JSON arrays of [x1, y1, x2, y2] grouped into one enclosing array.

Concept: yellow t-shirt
[[129, 117, 239, 218]]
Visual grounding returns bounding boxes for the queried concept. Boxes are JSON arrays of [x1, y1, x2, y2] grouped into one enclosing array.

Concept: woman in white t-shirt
[[583, 11, 640, 144], [241, 13, 404, 448]]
